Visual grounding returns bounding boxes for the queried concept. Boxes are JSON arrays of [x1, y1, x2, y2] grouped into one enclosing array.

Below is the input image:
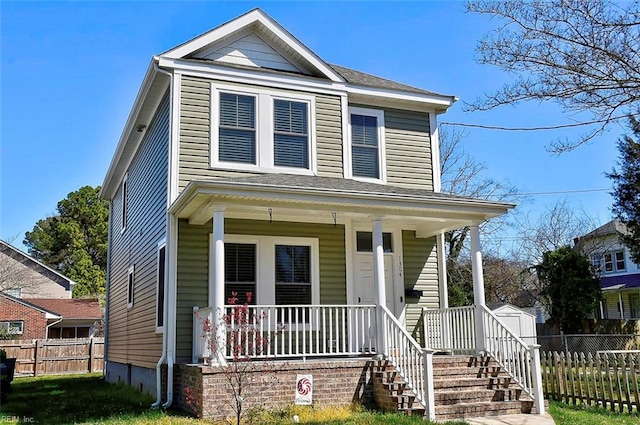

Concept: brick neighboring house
[[0, 293, 102, 339]]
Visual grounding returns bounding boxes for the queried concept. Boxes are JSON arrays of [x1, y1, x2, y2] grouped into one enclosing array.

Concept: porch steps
[[432, 355, 533, 420], [372, 355, 536, 420]]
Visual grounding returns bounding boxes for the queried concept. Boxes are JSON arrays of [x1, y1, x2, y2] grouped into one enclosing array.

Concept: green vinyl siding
[[402, 230, 440, 333], [350, 104, 433, 190], [178, 76, 343, 191], [175, 218, 346, 361], [107, 91, 169, 368], [385, 109, 432, 190]]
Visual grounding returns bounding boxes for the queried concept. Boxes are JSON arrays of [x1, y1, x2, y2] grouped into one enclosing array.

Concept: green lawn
[[549, 401, 640, 425], [0, 374, 465, 425]]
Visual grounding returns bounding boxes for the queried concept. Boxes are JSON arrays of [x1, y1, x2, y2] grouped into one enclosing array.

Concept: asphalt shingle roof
[[28, 299, 102, 319]]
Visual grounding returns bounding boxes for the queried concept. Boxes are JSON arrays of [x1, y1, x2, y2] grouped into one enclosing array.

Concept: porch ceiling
[[170, 175, 514, 238]]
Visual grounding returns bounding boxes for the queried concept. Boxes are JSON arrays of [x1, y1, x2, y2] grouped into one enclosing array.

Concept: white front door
[[354, 254, 397, 315]]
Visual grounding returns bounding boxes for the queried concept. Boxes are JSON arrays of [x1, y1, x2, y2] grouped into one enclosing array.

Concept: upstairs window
[[218, 93, 256, 164], [603, 251, 626, 273], [121, 173, 128, 232], [211, 85, 316, 174], [274, 100, 309, 169], [348, 107, 385, 182]]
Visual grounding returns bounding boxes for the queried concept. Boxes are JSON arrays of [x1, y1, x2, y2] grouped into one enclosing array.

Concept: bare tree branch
[[466, 0, 640, 152]]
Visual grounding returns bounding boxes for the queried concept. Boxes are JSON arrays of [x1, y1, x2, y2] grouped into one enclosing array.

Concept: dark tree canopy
[[467, 0, 640, 152], [608, 115, 640, 263], [536, 246, 601, 333], [24, 186, 109, 297]]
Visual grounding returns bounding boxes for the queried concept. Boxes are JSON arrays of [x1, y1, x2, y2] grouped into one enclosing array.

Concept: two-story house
[[576, 220, 640, 320], [101, 9, 544, 421]]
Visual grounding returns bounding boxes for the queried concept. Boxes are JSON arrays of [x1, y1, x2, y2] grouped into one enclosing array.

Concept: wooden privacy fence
[[0, 338, 104, 377], [541, 351, 640, 413]]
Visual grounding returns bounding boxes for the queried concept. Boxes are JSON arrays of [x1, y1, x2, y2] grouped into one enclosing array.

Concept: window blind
[[219, 93, 256, 164], [274, 100, 308, 168], [351, 114, 379, 178]]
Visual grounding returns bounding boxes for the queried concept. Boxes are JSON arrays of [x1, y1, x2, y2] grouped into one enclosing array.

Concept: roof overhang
[[170, 178, 514, 238]]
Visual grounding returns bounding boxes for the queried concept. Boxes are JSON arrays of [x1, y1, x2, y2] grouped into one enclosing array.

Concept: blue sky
[[1, 1, 619, 250]]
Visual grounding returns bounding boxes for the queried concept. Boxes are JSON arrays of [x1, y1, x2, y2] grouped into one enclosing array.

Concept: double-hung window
[[225, 243, 257, 306], [274, 100, 309, 169], [275, 245, 312, 305], [603, 251, 626, 273], [218, 93, 257, 164], [212, 85, 316, 174], [348, 107, 385, 182]]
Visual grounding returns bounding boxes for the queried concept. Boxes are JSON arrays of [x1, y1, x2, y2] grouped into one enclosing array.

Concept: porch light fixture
[[332, 212, 337, 227], [268, 208, 273, 223]]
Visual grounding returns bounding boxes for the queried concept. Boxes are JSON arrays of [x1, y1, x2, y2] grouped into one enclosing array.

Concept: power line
[[440, 114, 630, 131], [518, 188, 610, 196]]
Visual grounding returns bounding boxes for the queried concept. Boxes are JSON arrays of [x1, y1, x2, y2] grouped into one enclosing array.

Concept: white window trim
[[602, 250, 627, 273], [156, 239, 166, 333], [345, 106, 387, 184], [209, 234, 320, 307], [120, 173, 128, 234], [210, 83, 317, 175], [127, 265, 135, 309]]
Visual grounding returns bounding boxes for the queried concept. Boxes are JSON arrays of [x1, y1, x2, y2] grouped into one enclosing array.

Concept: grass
[[0, 374, 467, 425], [549, 401, 640, 425]]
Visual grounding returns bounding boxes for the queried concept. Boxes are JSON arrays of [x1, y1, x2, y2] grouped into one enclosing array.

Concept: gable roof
[[162, 8, 344, 82], [27, 299, 102, 320], [101, 8, 458, 200], [0, 239, 75, 292], [581, 220, 627, 239]]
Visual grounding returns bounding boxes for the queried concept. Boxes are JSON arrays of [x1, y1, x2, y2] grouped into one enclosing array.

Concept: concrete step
[[435, 400, 524, 420]]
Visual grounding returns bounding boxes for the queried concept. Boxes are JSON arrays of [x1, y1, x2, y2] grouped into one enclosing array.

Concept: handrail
[[380, 305, 435, 420], [480, 304, 544, 414]]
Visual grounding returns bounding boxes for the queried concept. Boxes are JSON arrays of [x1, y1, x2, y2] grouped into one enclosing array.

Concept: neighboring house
[[28, 298, 103, 339], [100, 9, 544, 420], [575, 220, 640, 320], [0, 293, 101, 339], [0, 239, 75, 299]]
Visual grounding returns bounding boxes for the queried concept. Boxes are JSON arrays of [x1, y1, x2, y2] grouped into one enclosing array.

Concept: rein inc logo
[[294, 374, 313, 405], [0, 416, 35, 423]]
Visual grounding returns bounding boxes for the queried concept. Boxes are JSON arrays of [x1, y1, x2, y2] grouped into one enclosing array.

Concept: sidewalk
[[464, 413, 556, 425]]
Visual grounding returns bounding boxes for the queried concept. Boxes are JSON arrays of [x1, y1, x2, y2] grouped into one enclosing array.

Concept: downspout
[[45, 317, 63, 339], [103, 201, 113, 378], [152, 61, 174, 409]]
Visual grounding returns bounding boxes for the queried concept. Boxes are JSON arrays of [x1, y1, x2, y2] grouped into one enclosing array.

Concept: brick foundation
[[175, 358, 374, 421]]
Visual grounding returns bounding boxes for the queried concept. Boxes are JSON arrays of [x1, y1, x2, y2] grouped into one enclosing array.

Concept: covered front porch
[[167, 175, 543, 419]]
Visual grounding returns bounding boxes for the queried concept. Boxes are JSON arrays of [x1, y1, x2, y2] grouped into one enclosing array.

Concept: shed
[[490, 303, 537, 345]]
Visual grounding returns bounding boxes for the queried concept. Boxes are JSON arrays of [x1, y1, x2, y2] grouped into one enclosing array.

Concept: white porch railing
[[422, 306, 476, 354], [421, 305, 545, 415], [193, 304, 377, 361], [481, 305, 543, 408], [381, 306, 434, 420]]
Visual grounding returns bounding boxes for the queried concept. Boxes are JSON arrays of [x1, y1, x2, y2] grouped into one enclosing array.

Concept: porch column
[[470, 225, 486, 353], [372, 217, 387, 354], [211, 207, 226, 358], [618, 293, 625, 320]]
